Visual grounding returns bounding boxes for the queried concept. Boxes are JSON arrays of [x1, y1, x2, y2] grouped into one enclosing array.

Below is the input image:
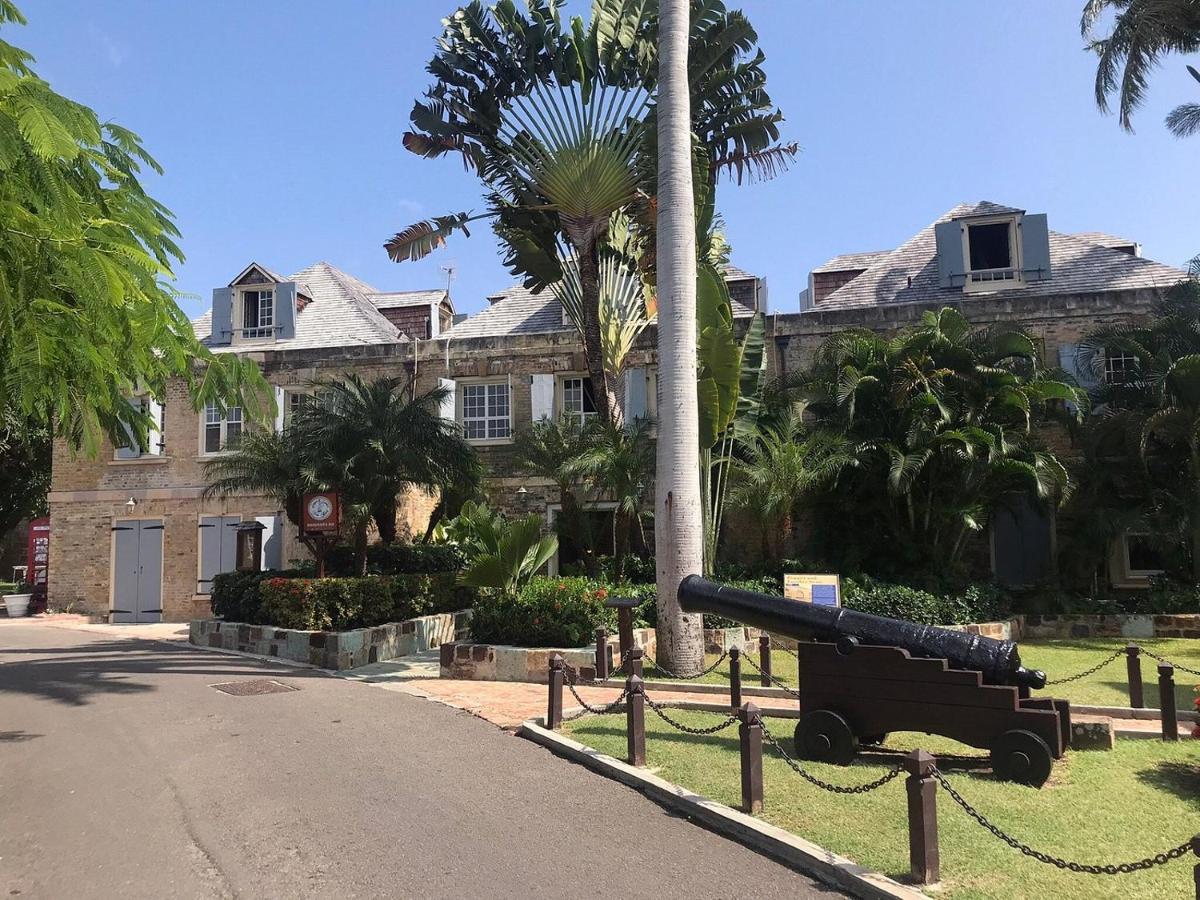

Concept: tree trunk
[[577, 242, 623, 427], [613, 508, 631, 582], [372, 495, 398, 544], [653, 0, 705, 676], [353, 519, 369, 576]]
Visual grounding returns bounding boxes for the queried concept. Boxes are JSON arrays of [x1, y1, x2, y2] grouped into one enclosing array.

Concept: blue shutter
[[276, 282, 297, 340], [257, 515, 283, 570], [530, 374, 554, 421], [210, 287, 233, 345], [198, 517, 222, 594], [115, 396, 142, 459], [625, 367, 648, 421], [1020, 214, 1051, 282], [934, 221, 965, 289]]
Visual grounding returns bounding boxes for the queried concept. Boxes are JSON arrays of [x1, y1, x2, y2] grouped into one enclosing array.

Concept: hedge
[[324, 543, 463, 576], [469, 577, 617, 648]]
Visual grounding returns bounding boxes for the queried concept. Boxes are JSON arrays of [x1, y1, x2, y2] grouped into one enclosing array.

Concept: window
[[561, 376, 597, 425], [241, 289, 274, 339], [964, 219, 1019, 287], [115, 395, 165, 460], [1104, 349, 1138, 385], [203, 402, 243, 454], [1123, 532, 1165, 577], [461, 382, 510, 441]]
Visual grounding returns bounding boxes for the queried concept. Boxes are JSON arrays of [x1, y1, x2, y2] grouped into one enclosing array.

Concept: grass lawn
[[0, 581, 17, 594], [565, 711, 1200, 899], [642, 637, 1200, 710]]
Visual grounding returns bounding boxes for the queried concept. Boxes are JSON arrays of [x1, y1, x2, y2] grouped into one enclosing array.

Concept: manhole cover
[[209, 679, 299, 697]]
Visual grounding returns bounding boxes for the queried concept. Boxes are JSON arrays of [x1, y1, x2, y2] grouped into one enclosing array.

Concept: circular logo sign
[[307, 495, 333, 522]]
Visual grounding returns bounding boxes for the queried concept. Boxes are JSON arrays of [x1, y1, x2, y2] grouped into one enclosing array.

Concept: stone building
[[45, 202, 1188, 621]]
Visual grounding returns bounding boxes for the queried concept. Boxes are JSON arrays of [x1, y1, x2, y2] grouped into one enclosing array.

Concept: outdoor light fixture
[[516, 486, 528, 496], [125, 497, 137, 513]]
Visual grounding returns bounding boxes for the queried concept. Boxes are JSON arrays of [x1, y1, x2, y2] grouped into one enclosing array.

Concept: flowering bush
[[256, 574, 467, 630], [468, 576, 616, 648]]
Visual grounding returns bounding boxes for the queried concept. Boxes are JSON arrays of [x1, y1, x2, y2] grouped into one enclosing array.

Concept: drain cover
[[209, 679, 299, 697]]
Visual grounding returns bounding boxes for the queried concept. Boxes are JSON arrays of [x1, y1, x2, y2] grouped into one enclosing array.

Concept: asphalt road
[[0, 625, 835, 899]]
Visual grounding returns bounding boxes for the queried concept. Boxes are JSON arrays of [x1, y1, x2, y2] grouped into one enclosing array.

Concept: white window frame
[[962, 215, 1024, 293], [200, 402, 244, 456], [238, 288, 275, 340], [1122, 532, 1165, 579], [113, 394, 165, 461], [1103, 349, 1138, 386], [558, 375, 598, 426], [458, 378, 512, 444]]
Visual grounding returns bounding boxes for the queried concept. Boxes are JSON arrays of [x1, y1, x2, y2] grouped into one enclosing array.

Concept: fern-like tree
[[1082, 0, 1200, 136], [513, 416, 595, 573], [0, 3, 268, 454]]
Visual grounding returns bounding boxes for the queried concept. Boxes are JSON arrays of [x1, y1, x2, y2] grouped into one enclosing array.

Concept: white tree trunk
[[653, 0, 705, 675]]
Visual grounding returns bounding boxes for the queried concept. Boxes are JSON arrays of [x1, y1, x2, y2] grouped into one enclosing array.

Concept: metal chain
[[643, 650, 729, 681], [563, 679, 629, 720], [778, 644, 801, 661], [741, 653, 802, 698], [1044, 648, 1125, 685], [641, 692, 739, 735], [932, 768, 1192, 874], [759, 721, 904, 794], [1140, 648, 1200, 678]]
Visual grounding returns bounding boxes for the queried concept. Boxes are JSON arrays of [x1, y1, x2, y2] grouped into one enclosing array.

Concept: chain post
[[626, 674, 646, 766], [729, 647, 742, 711], [904, 749, 939, 886], [1127, 643, 1144, 709], [1192, 835, 1200, 899], [629, 645, 644, 678], [547, 654, 564, 730], [617, 604, 634, 664], [758, 634, 772, 688], [1159, 663, 1179, 742], [595, 627, 609, 681], [738, 702, 764, 814]]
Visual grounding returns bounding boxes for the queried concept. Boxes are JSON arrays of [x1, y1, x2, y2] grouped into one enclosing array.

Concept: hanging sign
[[302, 492, 340, 534], [783, 573, 841, 607]]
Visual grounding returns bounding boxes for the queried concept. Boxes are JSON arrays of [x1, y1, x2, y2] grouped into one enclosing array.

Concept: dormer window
[[241, 289, 274, 339], [963, 217, 1020, 289], [935, 210, 1051, 294]]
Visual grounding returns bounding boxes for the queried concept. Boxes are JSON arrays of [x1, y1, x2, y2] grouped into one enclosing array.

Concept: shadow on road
[[0, 638, 324, 707]]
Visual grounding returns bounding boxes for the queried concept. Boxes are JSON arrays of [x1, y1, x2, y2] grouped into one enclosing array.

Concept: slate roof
[[193, 262, 406, 350], [812, 251, 889, 274], [369, 289, 449, 310], [813, 202, 1187, 311], [444, 269, 760, 340]]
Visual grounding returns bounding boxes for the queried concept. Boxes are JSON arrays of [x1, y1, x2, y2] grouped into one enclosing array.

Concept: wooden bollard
[[595, 627, 609, 681], [629, 645, 644, 678], [1127, 644, 1144, 709], [1191, 835, 1200, 899], [547, 654, 565, 730], [738, 702, 764, 814], [758, 634, 772, 687], [729, 647, 743, 711], [1159, 663, 1179, 741], [904, 749, 939, 886], [626, 674, 646, 766]]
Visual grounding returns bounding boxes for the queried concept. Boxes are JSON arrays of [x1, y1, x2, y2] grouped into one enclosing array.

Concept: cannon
[[679, 576, 1070, 787]]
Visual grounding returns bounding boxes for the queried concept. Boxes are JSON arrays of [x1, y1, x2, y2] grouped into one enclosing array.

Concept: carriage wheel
[[794, 710, 858, 765], [991, 729, 1053, 787]]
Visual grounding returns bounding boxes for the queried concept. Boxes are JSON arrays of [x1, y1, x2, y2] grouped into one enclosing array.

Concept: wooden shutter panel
[[275, 281, 297, 340], [273, 386, 286, 432], [1020, 214, 1052, 282], [210, 287, 233, 345], [115, 396, 143, 459], [530, 374, 555, 421], [934, 221, 965, 289], [146, 397, 164, 456], [198, 516, 222, 593], [624, 368, 647, 421], [438, 378, 456, 423], [257, 515, 283, 571]]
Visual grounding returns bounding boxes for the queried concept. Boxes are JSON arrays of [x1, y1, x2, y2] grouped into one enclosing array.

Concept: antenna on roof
[[440, 263, 456, 294]]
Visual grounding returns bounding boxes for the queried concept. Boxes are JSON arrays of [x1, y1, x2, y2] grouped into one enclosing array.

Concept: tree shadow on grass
[[0, 639, 323, 707], [1135, 761, 1200, 807]]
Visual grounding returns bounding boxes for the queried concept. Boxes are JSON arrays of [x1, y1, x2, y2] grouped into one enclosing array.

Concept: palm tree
[[569, 418, 655, 582], [513, 416, 595, 572], [298, 375, 479, 571], [653, 0, 705, 676], [1082, 0, 1200, 135]]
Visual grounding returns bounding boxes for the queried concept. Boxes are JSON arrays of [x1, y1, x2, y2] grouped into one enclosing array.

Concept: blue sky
[[17, 1, 1198, 319]]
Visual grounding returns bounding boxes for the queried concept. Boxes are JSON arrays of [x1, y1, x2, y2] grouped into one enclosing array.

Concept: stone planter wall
[[189, 609, 471, 670], [440, 627, 657, 683], [1018, 613, 1200, 640], [703, 626, 766, 654]]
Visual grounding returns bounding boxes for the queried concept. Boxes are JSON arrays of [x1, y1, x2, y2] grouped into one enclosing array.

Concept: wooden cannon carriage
[[678, 576, 1069, 787]]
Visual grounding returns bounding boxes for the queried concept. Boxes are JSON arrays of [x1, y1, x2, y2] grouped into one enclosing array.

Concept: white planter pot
[[4, 593, 31, 618]]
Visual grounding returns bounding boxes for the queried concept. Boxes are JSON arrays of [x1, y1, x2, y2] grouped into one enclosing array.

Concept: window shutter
[[198, 516, 222, 593], [934, 221, 965, 288], [257, 515, 283, 571], [210, 287, 233, 345], [115, 396, 142, 459], [437, 378, 456, 423], [624, 367, 648, 421], [145, 397, 164, 456], [276, 282, 297, 339], [1019, 214, 1051, 282], [221, 516, 239, 576], [273, 386, 286, 432], [530, 374, 555, 421], [1058, 343, 1098, 389]]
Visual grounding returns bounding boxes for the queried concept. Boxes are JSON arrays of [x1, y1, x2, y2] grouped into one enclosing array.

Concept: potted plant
[[3, 583, 32, 618]]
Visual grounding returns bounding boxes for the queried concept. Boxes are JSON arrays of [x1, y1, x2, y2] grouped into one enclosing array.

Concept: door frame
[[109, 516, 165, 623]]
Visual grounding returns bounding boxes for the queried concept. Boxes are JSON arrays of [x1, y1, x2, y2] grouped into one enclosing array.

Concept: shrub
[[325, 542, 463, 576], [390, 573, 472, 620], [468, 576, 615, 647], [841, 575, 1004, 625], [254, 573, 472, 631]]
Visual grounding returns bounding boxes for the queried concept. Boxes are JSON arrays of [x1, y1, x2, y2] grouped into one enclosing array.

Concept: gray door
[[992, 497, 1053, 588], [111, 519, 164, 623]]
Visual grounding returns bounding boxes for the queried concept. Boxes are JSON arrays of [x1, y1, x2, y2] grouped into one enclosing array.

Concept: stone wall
[[189, 609, 471, 670], [440, 627, 657, 683], [1019, 613, 1200, 640]]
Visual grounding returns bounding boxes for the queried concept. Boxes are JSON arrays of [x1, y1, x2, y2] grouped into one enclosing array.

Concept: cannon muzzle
[[678, 575, 1045, 690]]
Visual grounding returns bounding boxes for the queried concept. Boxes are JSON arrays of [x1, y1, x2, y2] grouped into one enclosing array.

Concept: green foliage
[[255, 574, 466, 631], [459, 510, 559, 597], [840, 575, 1005, 626], [325, 542, 463, 577], [0, 411, 47, 534], [468, 576, 615, 648], [0, 5, 269, 452], [210, 569, 290, 624]]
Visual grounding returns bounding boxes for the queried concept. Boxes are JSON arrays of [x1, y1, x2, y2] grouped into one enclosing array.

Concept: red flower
[[596, 588, 609, 600], [557, 582, 566, 590]]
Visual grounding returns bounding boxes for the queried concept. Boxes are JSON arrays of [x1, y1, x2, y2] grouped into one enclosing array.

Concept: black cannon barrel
[[678, 575, 1045, 690]]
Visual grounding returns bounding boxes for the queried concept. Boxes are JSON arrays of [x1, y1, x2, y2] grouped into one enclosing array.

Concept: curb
[[519, 719, 927, 900]]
